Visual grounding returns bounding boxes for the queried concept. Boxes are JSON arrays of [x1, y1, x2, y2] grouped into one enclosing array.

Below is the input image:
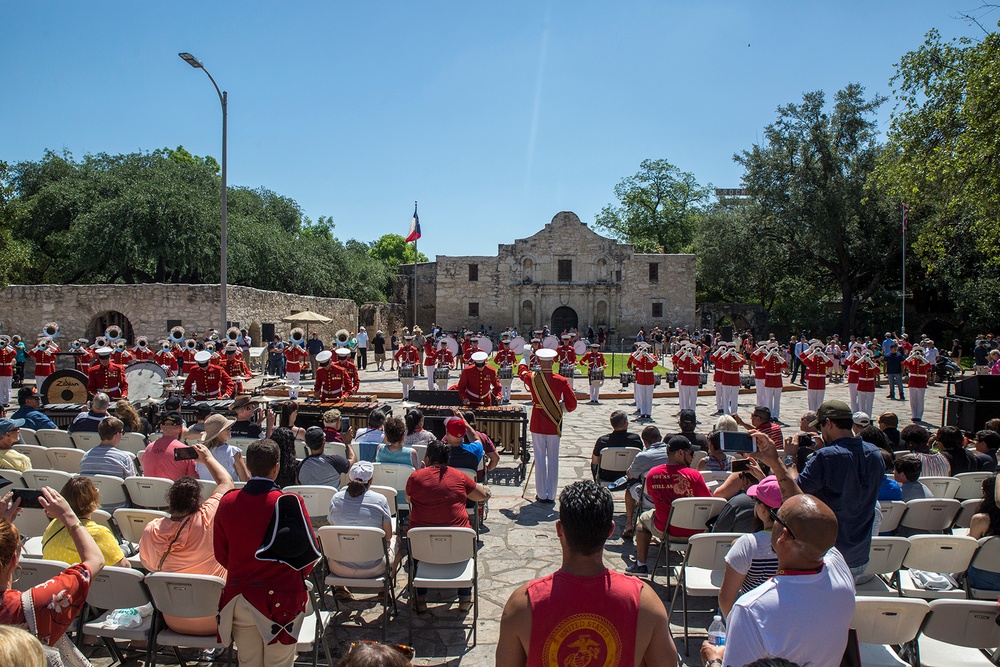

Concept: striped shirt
[[916, 451, 951, 477], [80, 445, 136, 481], [726, 530, 780, 597]]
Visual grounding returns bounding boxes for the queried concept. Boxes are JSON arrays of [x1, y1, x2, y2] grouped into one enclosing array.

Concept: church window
[[469, 264, 479, 281], [558, 260, 572, 282], [649, 262, 659, 283], [652, 302, 663, 318], [468, 302, 479, 317]]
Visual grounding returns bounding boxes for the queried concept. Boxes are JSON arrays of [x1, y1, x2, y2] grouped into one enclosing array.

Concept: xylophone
[[40, 403, 91, 429], [410, 404, 529, 484]]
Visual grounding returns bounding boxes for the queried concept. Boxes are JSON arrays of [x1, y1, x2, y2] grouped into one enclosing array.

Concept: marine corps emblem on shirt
[[543, 613, 621, 667]]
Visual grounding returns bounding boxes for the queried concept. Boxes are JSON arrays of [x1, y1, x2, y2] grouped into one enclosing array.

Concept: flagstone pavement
[[93, 371, 949, 666]]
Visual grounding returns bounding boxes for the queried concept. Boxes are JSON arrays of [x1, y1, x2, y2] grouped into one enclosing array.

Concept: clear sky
[[1, 2, 981, 258]]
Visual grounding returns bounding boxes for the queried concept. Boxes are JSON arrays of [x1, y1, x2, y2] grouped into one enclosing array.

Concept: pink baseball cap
[[747, 475, 783, 509]]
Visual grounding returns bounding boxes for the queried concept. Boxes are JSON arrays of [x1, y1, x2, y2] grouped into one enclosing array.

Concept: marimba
[[296, 398, 386, 433]]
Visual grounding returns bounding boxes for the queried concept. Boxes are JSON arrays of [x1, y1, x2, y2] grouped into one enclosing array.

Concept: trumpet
[[41, 322, 60, 339]]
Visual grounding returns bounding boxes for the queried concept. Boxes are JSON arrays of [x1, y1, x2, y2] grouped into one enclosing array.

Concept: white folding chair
[[284, 485, 338, 526], [953, 498, 981, 535], [22, 468, 74, 491], [83, 474, 131, 510], [691, 450, 708, 468], [71, 431, 102, 451], [35, 428, 74, 449], [454, 468, 485, 532], [597, 447, 641, 487], [878, 500, 908, 534], [967, 536, 1000, 600], [914, 599, 1000, 667], [113, 508, 169, 545], [407, 526, 478, 645], [196, 479, 217, 499], [370, 484, 399, 535], [667, 532, 739, 653], [318, 525, 396, 640], [11, 558, 71, 592], [954, 472, 990, 501], [898, 535, 980, 599], [14, 444, 52, 469], [144, 572, 229, 665], [851, 597, 930, 667], [123, 476, 172, 509], [118, 432, 148, 456], [918, 476, 961, 499], [857, 536, 911, 596], [0, 469, 25, 488], [18, 428, 39, 445], [323, 441, 347, 460], [45, 447, 85, 473], [82, 566, 155, 664], [411, 443, 428, 463], [372, 463, 415, 511], [897, 498, 962, 535], [228, 437, 255, 456], [15, 509, 54, 556], [651, 496, 727, 584]]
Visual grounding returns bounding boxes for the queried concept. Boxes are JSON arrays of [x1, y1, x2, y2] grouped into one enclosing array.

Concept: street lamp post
[[179, 52, 228, 332]]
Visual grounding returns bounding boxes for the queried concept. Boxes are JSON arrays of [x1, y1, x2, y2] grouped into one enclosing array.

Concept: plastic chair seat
[[898, 570, 969, 599], [83, 612, 153, 641], [916, 636, 994, 667], [857, 643, 909, 667], [683, 566, 725, 596], [411, 560, 475, 588], [295, 608, 333, 653], [154, 629, 224, 649], [855, 576, 898, 596], [324, 573, 389, 589]]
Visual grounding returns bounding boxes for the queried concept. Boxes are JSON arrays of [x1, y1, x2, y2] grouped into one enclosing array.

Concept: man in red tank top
[[496, 481, 677, 667]]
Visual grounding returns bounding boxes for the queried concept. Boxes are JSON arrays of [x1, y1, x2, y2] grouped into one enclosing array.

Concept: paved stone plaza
[[85, 370, 948, 666]]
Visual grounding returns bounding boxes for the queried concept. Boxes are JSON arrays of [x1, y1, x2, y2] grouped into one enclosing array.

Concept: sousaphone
[[290, 327, 306, 347], [41, 321, 60, 340], [335, 329, 350, 347], [169, 326, 186, 344], [226, 326, 241, 343], [105, 325, 123, 343]]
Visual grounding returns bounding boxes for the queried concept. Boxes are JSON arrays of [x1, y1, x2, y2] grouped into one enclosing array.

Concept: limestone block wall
[[0, 284, 357, 347], [619, 254, 697, 332], [359, 302, 406, 337]]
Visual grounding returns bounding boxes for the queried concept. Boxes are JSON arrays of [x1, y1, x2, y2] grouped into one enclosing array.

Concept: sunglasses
[[350, 640, 415, 660], [769, 507, 795, 540]]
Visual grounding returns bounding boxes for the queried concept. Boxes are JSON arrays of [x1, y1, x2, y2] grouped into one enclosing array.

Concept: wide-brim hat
[[231, 395, 253, 411], [202, 413, 236, 441]]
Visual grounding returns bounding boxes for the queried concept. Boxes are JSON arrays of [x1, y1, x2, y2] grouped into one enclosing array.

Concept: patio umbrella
[[282, 310, 332, 324]]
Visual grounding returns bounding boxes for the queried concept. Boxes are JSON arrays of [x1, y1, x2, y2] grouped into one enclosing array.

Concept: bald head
[[777, 495, 839, 562]]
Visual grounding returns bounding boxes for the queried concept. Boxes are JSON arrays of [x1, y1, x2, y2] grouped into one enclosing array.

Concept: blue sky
[[1, 2, 981, 258]]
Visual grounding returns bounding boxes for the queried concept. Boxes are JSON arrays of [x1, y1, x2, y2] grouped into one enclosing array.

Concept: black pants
[[358, 347, 368, 369]]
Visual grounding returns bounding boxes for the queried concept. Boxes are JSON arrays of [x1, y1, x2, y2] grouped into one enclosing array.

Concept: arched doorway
[[90, 311, 135, 344], [551, 306, 578, 335]]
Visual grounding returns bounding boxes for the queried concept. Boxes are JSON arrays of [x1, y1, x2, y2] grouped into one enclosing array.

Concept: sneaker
[[625, 563, 648, 576]]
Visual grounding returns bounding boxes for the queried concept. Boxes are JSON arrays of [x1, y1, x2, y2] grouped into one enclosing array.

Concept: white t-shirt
[[724, 531, 779, 598], [723, 548, 855, 667], [196, 444, 241, 481]]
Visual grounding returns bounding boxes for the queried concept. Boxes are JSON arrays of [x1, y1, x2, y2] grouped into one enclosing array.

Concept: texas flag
[[405, 203, 421, 243]]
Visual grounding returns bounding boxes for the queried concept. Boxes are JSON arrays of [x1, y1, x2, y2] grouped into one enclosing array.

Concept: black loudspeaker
[[406, 389, 462, 407], [721, 326, 734, 343], [952, 375, 1000, 401], [944, 396, 1000, 432]]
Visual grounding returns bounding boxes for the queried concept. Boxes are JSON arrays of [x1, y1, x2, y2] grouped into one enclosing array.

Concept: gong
[[40, 369, 89, 405]]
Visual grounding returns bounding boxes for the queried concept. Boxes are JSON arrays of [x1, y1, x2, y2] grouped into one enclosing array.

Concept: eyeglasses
[[769, 507, 795, 540], [350, 640, 415, 660]]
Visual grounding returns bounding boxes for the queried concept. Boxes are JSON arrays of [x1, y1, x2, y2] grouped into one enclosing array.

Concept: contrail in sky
[[524, 10, 551, 193]]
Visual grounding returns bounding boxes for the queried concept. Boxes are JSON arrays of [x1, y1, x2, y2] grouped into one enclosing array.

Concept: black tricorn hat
[[255, 493, 321, 571]]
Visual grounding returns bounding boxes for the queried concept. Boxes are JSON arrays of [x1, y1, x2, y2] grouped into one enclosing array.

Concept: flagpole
[[413, 201, 418, 331], [901, 204, 907, 336]]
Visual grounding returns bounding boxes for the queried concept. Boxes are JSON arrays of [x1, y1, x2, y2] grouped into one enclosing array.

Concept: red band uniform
[[184, 364, 235, 400], [801, 351, 833, 411], [902, 355, 931, 421], [672, 350, 702, 412], [87, 362, 129, 400], [627, 347, 656, 418], [517, 356, 577, 501], [457, 362, 501, 407], [315, 362, 353, 401], [132, 345, 154, 362]]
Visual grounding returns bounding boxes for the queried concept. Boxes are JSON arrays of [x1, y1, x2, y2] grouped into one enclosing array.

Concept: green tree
[[369, 233, 428, 267], [594, 159, 711, 252], [736, 85, 901, 337]]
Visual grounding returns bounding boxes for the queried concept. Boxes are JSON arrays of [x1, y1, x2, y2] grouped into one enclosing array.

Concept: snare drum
[[498, 366, 513, 381], [589, 368, 605, 384], [558, 365, 575, 378], [434, 367, 450, 382], [398, 366, 414, 380], [654, 373, 663, 387], [698, 372, 709, 386]]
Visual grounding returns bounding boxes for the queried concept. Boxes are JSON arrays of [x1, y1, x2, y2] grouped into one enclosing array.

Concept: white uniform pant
[[770, 387, 782, 421], [34, 374, 49, 392], [857, 390, 875, 418], [427, 371, 436, 391], [532, 433, 561, 501], [500, 380, 512, 403], [715, 386, 725, 412], [286, 371, 300, 388], [754, 379, 764, 408], [807, 388, 825, 412], [634, 382, 653, 416], [910, 387, 925, 421], [678, 384, 697, 412], [0, 376, 11, 405], [400, 379, 413, 400], [849, 384, 859, 412], [589, 381, 602, 403], [720, 384, 739, 415]]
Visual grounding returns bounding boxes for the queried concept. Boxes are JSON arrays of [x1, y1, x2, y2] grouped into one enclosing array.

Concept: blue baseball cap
[[0, 418, 26, 436]]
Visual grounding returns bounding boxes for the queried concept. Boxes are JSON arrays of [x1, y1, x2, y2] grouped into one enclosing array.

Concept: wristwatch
[[705, 659, 723, 667]]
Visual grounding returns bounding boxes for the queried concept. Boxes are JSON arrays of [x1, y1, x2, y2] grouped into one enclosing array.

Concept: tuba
[[226, 326, 241, 343], [169, 326, 186, 344], [106, 325, 123, 342], [136, 336, 149, 349], [42, 322, 60, 339], [335, 329, 350, 347], [290, 327, 306, 346], [185, 338, 198, 350]]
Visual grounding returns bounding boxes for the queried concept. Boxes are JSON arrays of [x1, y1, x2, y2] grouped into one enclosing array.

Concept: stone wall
[[359, 302, 407, 337], [396, 262, 438, 329], [0, 284, 357, 347]]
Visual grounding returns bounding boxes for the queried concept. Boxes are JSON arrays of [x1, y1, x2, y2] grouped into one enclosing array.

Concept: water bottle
[[707, 614, 726, 647], [105, 607, 142, 629]]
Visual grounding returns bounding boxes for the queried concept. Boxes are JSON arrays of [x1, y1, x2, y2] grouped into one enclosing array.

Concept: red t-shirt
[[646, 464, 712, 536], [405, 465, 476, 531], [142, 437, 197, 481]]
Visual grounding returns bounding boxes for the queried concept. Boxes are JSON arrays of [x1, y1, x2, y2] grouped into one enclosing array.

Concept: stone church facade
[[401, 211, 696, 335]]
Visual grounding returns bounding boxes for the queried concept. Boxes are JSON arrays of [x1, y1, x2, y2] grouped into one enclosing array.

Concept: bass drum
[[542, 335, 559, 350], [40, 369, 89, 405], [508, 336, 526, 355], [126, 361, 168, 401], [477, 338, 493, 355], [443, 335, 460, 357], [573, 340, 588, 356]]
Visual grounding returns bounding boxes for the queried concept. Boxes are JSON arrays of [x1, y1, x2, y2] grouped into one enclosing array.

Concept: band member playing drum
[[314, 350, 353, 401], [580, 342, 606, 404], [459, 331, 474, 370], [183, 350, 235, 401], [433, 338, 455, 391], [627, 342, 656, 419], [457, 351, 501, 408], [494, 335, 518, 404], [87, 346, 129, 400], [394, 335, 420, 400], [422, 333, 437, 387], [517, 347, 577, 503], [556, 334, 577, 391], [222, 342, 252, 395]]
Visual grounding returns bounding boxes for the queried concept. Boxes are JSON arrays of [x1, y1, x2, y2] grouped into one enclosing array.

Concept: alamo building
[[400, 211, 696, 335]]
